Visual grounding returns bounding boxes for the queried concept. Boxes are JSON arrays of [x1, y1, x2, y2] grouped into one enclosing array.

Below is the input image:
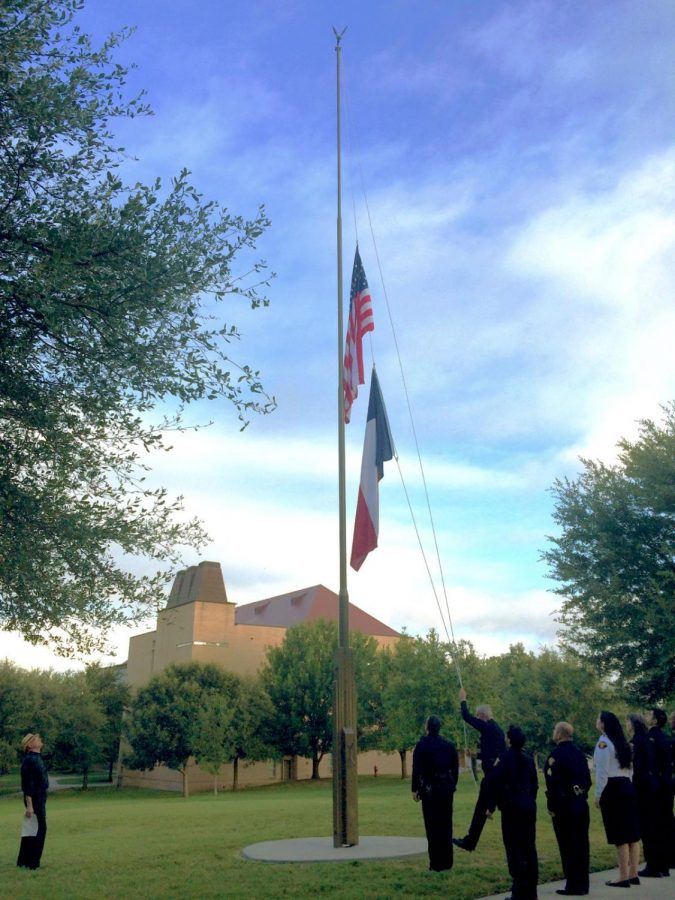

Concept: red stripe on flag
[[350, 488, 378, 571], [343, 247, 374, 424], [350, 369, 394, 571]]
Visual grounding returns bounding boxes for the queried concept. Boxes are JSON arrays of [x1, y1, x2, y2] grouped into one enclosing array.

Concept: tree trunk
[[82, 768, 89, 790], [108, 758, 114, 783], [233, 757, 239, 791], [399, 749, 407, 779], [312, 754, 321, 779], [213, 772, 218, 796], [181, 767, 189, 798]]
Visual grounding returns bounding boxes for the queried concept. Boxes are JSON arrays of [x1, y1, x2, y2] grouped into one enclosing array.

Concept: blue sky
[[3, 0, 675, 670]]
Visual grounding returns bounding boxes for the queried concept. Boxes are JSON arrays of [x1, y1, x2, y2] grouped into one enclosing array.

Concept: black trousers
[[463, 777, 491, 849], [502, 803, 538, 900], [551, 799, 590, 893], [17, 797, 47, 870], [648, 788, 672, 873], [421, 786, 454, 871]]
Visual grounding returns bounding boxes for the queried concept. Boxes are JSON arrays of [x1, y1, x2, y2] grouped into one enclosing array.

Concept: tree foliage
[[543, 404, 675, 703], [378, 630, 456, 777], [83, 663, 129, 781], [0, 0, 274, 654], [124, 661, 268, 796], [479, 643, 621, 757], [48, 671, 105, 788], [260, 620, 379, 779], [0, 660, 128, 783]]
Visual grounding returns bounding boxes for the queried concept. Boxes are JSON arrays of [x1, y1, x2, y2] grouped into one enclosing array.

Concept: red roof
[[234, 584, 399, 637]]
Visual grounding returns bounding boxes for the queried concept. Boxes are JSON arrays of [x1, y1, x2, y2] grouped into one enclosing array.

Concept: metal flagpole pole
[[332, 25, 358, 848]]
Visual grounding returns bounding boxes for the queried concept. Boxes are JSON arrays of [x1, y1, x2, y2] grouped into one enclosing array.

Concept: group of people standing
[[412, 692, 675, 899]]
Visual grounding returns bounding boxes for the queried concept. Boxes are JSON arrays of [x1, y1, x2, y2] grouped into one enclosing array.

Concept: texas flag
[[350, 368, 395, 571]]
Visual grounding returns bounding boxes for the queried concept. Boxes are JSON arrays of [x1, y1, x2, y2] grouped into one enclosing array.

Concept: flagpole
[[332, 25, 358, 848]]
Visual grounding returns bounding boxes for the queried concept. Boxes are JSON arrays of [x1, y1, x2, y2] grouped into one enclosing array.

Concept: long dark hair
[[600, 710, 632, 768], [627, 713, 647, 738]]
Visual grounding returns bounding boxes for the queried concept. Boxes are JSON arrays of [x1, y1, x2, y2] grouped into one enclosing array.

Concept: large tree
[[261, 620, 379, 779], [378, 630, 456, 778], [84, 663, 129, 781], [124, 661, 250, 797], [0, 0, 274, 654], [543, 404, 675, 702], [49, 670, 105, 789]]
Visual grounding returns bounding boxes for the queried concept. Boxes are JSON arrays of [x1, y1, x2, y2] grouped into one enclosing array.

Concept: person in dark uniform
[[627, 713, 661, 879], [484, 725, 539, 900], [638, 708, 672, 877], [670, 710, 675, 868], [17, 732, 49, 870], [453, 687, 506, 852], [544, 722, 591, 896], [412, 715, 459, 872]]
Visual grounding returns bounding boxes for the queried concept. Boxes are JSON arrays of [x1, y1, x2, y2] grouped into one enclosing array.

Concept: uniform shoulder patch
[[597, 740, 607, 749], [547, 756, 555, 766]]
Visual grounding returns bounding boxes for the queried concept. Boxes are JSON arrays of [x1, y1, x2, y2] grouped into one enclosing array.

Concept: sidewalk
[[478, 868, 673, 900], [242, 838, 673, 899]]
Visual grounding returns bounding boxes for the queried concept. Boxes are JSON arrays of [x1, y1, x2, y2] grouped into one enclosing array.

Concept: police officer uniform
[[544, 740, 591, 895], [641, 723, 673, 876], [484, 734, 539, 900], [454, 700, 506, 851], [412, 728, 459, 871]]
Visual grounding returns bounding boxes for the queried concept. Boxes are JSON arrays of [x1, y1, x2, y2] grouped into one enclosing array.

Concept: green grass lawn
[[0, 774, 617, 899]]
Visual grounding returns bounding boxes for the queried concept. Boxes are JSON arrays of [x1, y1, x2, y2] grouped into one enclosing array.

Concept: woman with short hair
[[594, 711, 640, 888], [17, 732, 49, 870]]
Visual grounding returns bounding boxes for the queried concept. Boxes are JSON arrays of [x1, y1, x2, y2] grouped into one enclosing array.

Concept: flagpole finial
[[333, 26, 348, 47]]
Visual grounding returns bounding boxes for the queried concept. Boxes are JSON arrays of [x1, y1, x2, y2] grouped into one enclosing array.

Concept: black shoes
[[605, 880, 631, 888], [638, 867, 662, 878], [629, 877, 640, 886], [452, 837, 474, 852]]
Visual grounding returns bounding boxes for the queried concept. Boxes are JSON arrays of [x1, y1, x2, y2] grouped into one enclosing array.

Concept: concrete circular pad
[[242, 835, 428, 863]]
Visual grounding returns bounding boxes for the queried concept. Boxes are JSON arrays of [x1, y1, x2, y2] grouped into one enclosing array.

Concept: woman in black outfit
[[17, 732, 49, 870]]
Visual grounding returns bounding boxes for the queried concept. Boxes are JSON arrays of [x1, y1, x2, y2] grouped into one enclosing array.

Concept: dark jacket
[[484, 746, 538, 813], [20, 752, 49, 802], [631, 731, 660, 794], [412, 733, 459, 797], [647, 726, 674, 791], [460, 701, 506, 770], [544, 740, 591, 813]]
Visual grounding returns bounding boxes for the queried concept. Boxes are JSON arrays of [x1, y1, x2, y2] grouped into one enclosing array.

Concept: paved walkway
[[479, 868, 673, 900], [242, 836, 673, 899]]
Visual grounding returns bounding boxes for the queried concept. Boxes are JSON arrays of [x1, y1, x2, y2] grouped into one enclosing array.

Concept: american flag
[[343, 246, 374, 423]]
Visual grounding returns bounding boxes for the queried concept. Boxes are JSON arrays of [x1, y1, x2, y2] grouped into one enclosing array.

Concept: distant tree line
[[0, 662, 128, 786], [4, 621, 655, 793]]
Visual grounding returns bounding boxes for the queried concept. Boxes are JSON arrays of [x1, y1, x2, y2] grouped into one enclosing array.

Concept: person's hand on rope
[[458, 687, 467, 701]]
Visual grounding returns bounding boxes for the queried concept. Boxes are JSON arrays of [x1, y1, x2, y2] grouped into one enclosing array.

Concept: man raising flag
[[351, 368, 395, 571], [343, 245, 374, 424]]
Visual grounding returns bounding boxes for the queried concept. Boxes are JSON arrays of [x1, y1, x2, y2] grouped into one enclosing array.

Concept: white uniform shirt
[[593, 734, 632, 800]]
